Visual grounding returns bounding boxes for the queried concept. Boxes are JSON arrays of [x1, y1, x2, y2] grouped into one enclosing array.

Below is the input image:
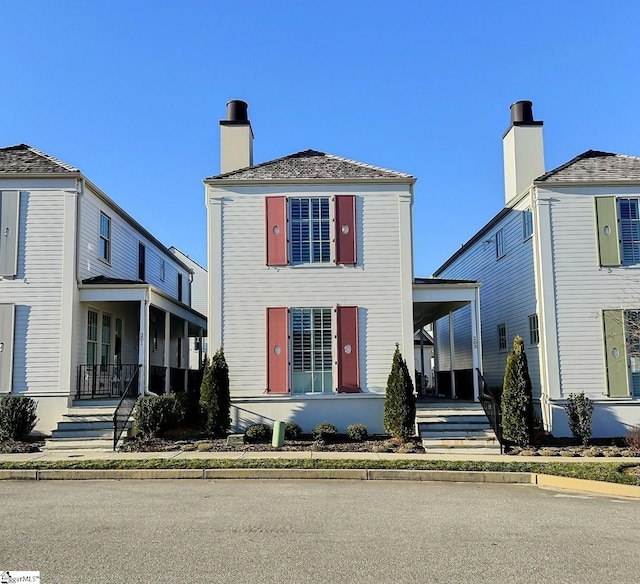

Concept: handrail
[[476, 368, 504, 453], [113, 365, 141, 451]]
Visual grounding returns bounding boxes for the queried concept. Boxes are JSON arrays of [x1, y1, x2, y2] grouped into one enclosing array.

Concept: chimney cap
[[225, 99, 249, 123], [509, 100, 543, 126]]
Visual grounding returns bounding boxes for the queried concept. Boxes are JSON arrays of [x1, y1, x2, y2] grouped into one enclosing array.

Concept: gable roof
[[0, 144, 79, 174], [536, 150, 640, 183], [206, 149, 414, 182]]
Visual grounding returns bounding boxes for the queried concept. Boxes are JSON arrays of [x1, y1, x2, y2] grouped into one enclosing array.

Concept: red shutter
[[266, 197, 287, 266], [266, 307, 289, 393], [336, 306, 359, 393], [335, 195, 356, 265]]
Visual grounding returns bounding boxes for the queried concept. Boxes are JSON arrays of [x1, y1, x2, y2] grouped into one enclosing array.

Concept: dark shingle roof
[[82, 276, 145, 285], [206, 149, 413, 181], [0, 144, 78, 174], [536, 150, 640, 183]]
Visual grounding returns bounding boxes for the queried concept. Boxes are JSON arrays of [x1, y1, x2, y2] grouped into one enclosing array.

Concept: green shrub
[[501, 336, 534, 447], [383, 345, 416, 440], [134, 395, 176, 439], [199, 349, 231, 437], [346, 423, 368, 442], [564, 392, 594, 446], [245, 423, 271, 443], [626, 426, 640, 452], [0, 396, 37, 441], [311, 422, 338, 442], [284, 422, 302, 439]]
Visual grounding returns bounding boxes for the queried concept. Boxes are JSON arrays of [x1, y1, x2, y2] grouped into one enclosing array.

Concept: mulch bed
[[119, 434, 426, 454], [0, 439, 43, 454]]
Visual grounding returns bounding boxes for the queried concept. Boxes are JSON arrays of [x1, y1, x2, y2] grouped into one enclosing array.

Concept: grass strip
[[0, 458, 638, 486]]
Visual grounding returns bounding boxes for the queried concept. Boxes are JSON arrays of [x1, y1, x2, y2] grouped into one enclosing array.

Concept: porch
[[413, 278, 483, 401], [76, 278, 207, 398]]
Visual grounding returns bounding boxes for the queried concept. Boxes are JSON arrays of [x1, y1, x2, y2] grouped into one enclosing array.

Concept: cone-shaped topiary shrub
[[564, 392, 594, 446], [501, 336, 534, 447], [383, 345, 416, 440], [199, 349, 231, 437], [0, 396, 37, 441]]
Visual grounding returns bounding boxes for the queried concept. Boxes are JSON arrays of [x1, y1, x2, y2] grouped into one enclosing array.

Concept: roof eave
[[534, 178, 640, 188], [0, 171, 81, 180], [203, 176, 416, 186]]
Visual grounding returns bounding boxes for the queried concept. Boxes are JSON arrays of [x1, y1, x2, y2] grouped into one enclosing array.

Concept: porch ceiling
[[413, 300, 468, 330]]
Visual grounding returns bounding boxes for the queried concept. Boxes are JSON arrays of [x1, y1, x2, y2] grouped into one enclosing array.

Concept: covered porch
[[413, 278, 483, 401], [77, 278, 207, 399]]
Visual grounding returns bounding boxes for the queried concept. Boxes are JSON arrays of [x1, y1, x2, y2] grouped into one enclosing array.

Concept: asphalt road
[[0, 479, 639, 583]]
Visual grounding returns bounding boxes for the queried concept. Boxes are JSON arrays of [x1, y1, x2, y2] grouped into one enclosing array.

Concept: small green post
[[272, 420, 285, 447]]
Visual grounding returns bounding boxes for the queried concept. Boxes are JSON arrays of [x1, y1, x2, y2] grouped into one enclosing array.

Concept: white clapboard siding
[[77, 188, 190, 301], [437, 200, 540, 394], [170, 248, 207, 316], [0, 189, 66, 395], [542, 186, 640, 398], [219, 185, 407, 397]]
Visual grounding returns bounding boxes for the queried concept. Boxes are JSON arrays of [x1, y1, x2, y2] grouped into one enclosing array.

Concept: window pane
[[291, 308, 333, 394]]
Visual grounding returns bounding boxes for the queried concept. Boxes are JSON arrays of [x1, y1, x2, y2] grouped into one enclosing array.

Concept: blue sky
[[3, 0, 640, 275]]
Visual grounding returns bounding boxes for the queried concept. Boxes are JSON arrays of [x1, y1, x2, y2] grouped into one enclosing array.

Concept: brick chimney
[[220, 100, 253, 174], [503, 100, 544, 205]]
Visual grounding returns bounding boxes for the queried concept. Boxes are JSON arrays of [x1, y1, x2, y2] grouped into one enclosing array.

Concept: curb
[[534, 473, 640, 499], [1, 468, 639, 498]]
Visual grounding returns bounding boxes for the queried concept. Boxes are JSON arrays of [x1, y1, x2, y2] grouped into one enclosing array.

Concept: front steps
[[45, 399, 125, 450], [417, 401, 501, 454]]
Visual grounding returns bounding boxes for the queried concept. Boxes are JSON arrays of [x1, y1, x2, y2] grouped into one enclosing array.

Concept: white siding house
[[0, 144, 206, 436], [205, 101, 416, 433], [434, 101, 640, 438]]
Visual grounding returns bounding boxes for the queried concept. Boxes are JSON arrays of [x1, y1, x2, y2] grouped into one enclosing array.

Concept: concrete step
[[419, 421, 491, 431], [421, 429, 495, 440], [44, 438, 114, 451], [416, 410, 486, 419], [63, 408, 117, 418], [55, 420, 115, 432], [72, 399, 121, 408], [422, 437, 500, 449], [50, 428, 114, 440]]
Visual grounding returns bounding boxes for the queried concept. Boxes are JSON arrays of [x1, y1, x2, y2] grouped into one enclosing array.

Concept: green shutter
[[595, 197, 620, 267], [603, 309, 630, 398], [0, 190, 20, 277], [0, 304, 15, 393]]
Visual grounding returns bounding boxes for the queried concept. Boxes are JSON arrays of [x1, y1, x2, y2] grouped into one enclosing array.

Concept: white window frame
[[498, 323, 507, 351], [495, 228, 505, 259], [99, 212, 111, 264], [289, 197, 333, 265], [528, 314, 539, 345], [160, 259, 166, 282], [290, 307, 333, 394], [522, 208, 533, 240]]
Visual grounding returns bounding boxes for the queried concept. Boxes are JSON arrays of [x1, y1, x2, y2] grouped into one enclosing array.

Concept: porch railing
[[113, 365, 141, 450], [77, 364, 140, 399], [476, 368, 505, 454]]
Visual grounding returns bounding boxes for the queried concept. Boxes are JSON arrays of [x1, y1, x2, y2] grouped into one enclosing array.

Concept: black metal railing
[[77, 364, 140, 399], [149, 365, 167, 394], [113, 364, 141, 450], [477, 368, 504, 453]]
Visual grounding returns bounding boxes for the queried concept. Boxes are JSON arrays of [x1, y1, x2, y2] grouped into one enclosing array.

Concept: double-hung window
[[498, 323, 507, 351], [290, 198, 331, 264], [291, 308, 333, 394], [528, 314, 539, 345], [138, 242, 146, 281], [266, 195, 356, 266], [99, 212, 111, 263], [495, 229, 505, 259], [618, 198, 640, 265], [522, 209, 533, 240]]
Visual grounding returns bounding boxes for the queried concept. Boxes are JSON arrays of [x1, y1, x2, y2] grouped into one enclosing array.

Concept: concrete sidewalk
[[0, 447, 637, 464]]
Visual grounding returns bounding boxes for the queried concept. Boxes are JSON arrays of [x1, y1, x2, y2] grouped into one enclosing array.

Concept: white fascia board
[[412, 284, 480, 303], [78, 285, 148, 303], [203, 177, 416, 188], [149, 289, 207, 329]]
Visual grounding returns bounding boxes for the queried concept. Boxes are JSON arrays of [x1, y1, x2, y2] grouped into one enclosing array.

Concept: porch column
[[419, 331, 426, 396], [198, 327, 204, 369], [138, 295, 149, 396], [470, 295, 480, 401], [164, 310, 171, 394], [183, 319, 189, 391], [449, 311, 456, 399]]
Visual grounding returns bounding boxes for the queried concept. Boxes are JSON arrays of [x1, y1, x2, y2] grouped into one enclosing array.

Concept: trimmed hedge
[[0, 396, 37, 441]]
